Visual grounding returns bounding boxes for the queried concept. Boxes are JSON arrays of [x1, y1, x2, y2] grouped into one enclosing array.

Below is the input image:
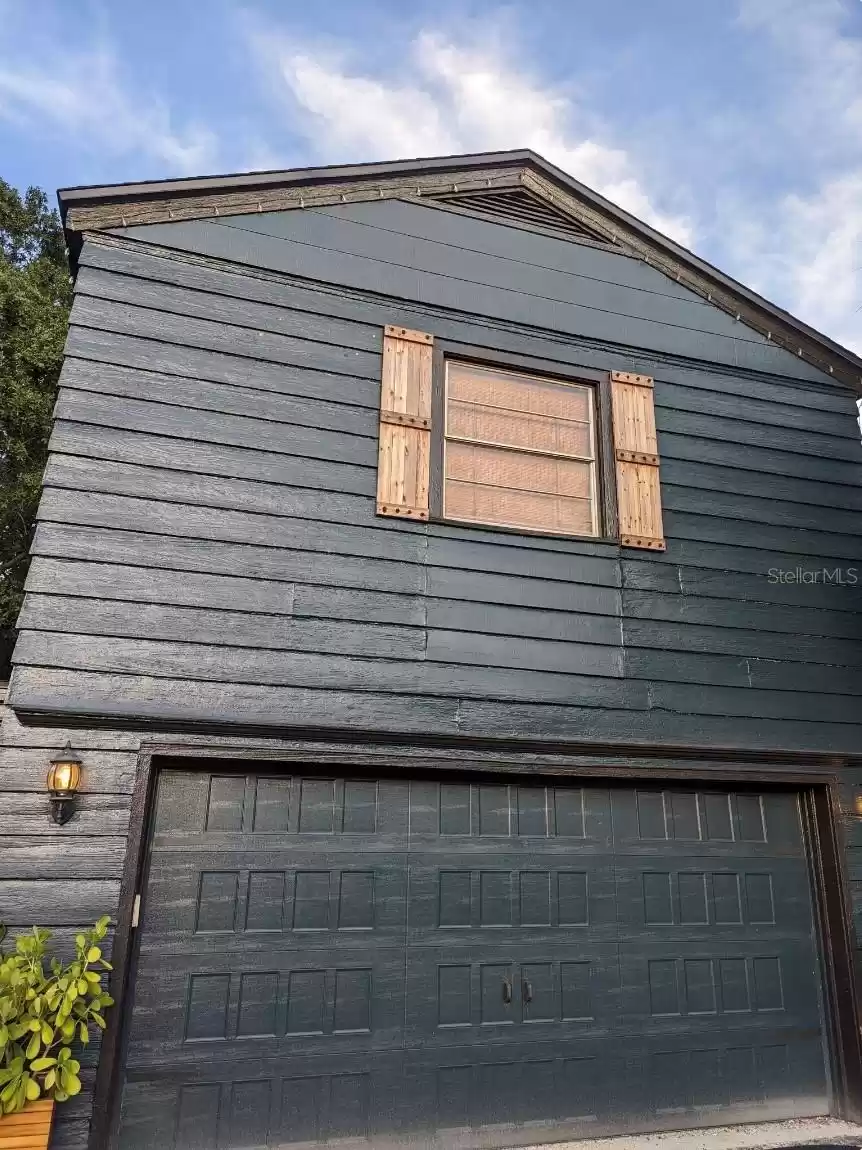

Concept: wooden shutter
[[376, 325, 434, 520], [610, 370, 665, 550]]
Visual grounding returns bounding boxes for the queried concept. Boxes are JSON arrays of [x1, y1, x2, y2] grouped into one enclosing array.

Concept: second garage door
[[116, 769, 831, 1148]]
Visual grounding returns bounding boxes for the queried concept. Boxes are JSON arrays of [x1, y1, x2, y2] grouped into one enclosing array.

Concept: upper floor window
[[442, 361, 598, 537], [375, 324, 664, 552]]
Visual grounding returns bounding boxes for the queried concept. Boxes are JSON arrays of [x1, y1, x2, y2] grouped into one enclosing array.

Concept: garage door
[[116, 770, 831, 1149]]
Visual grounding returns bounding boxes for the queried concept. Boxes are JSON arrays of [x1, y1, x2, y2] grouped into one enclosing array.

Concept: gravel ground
[[521, 1118, 862, 1150]]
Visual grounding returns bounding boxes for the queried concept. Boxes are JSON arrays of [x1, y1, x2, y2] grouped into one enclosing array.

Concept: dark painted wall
[[8, 200, 862, 749], [3, 197, 862, 1148]]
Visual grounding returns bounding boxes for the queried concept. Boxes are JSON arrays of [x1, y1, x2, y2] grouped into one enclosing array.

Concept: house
[[2, 148, 862, 1149]]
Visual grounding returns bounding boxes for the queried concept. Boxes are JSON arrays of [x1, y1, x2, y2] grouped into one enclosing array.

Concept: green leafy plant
[[0, 918, 113, 1114]]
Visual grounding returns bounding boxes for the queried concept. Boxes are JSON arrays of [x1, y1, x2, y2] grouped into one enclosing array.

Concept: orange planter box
[[0, 1100, 54, 1150]]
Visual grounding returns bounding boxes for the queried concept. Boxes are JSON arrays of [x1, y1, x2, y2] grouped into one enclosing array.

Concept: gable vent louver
[[427, 187, 614, 244]]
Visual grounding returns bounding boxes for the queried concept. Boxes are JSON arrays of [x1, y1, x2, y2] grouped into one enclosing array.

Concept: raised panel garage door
[[116, 771, 831, 1149]]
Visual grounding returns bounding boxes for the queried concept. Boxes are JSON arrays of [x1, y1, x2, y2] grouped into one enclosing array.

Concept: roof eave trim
[[56, 149, 538, 220]]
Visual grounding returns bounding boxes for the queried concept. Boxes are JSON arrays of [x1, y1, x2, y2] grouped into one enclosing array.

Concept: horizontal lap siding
[[110, 202, 831, 382], [61, 355, 377, 434], [0, 698, 128, 1150], [79, 239, 844, 401], [9, 234, 862, 754]]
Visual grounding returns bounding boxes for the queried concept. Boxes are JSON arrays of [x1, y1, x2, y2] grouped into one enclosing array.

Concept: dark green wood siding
[[9, 220, 862, 749]]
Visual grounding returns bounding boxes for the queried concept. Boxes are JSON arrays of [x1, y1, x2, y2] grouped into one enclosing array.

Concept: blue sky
[[2, 0, 862, 352]]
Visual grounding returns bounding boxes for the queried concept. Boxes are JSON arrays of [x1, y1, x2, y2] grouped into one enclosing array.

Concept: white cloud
[[758, 173, 862, 352], [737, 0, 862, 152], [251, 25, 695, 247], [250, 7, 862, 354], [728, 0, 862, 353], [277, 48, 456, 160], [0, 45, 218, 176]]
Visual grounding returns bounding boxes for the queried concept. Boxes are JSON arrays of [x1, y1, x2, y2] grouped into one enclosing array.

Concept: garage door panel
[[634, 1027, 828, 1120], [405, 944, 619, 1046], [141, 851, 409, 942], [126, 949, 407, 1063], [614, 858, 816, 934], [117, 771, 831, 1148], [619, 940, 823, 1029], [153, 772, 410, 839], [421, 1049, 606, 1138], [406, 780, 613, 843], [405, 858, 617, 937], [759, 791, 804, 850], [610, 789, 803, 852], [120, 1056, 408, 1150], [612, 1035, 823, 1128], [115, 1081, 179, 1150]]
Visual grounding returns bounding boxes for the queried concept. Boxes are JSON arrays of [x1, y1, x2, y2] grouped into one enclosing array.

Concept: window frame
[[429, 343, 619, 543]]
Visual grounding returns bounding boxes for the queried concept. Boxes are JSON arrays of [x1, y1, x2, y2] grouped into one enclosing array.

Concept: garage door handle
[[523, 979, 533, 1004], [502, 978, 512, 1004]]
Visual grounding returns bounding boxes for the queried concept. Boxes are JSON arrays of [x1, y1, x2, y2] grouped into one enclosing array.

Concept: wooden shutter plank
[[381, 334, 400, 412], [611, 370, 665, 551], [376, 326, 433, 520]]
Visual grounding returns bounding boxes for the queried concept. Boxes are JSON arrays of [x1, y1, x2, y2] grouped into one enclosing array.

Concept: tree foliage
[[0, 181, 71, 676]]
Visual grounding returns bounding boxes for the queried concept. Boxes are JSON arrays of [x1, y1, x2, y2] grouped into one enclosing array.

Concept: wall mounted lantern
[[47, 742, 82, 825], [847, 793, 862, 820]]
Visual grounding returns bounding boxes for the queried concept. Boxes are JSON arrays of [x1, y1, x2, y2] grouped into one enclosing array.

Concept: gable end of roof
[[58, 149, 862, 393]]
